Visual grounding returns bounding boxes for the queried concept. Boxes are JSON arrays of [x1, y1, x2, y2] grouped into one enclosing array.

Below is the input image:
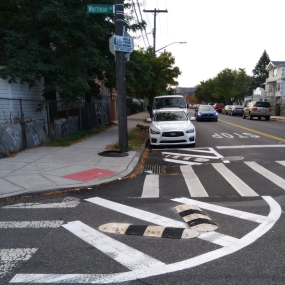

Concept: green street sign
[[87, 4, 114, 14]]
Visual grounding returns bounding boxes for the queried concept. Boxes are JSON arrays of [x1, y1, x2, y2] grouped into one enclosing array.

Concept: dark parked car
[[195, 105, 218, 122], [243, 101, 272, 120], [222, 105, 232, 115], [214, 103, 224, 113], [229, 105, 244, 116]]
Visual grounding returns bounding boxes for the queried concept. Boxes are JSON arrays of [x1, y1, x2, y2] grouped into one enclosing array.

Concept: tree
[[233, 68, 253, 104], [213, 68, 237, 103], [125, 47, 181, 102], [0, 0, 145, 102], [252, 50, 270, 90]]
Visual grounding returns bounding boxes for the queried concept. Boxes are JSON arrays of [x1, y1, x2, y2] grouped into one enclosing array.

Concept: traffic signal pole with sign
[[115, 0, 128, 152]]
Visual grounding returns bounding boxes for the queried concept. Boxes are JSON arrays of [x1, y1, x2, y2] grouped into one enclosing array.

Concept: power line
[[132, 0, 147, 48], [136, 0, 150, 46]]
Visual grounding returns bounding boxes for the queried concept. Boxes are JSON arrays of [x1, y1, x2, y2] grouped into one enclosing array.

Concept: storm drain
[[143, 165, 165, 174]]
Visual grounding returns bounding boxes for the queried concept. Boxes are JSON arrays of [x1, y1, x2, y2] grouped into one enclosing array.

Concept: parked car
[[243, 101, 272, 121], [229, 105, 244, 116], [149, 108, 196, 146], [195, 105, 218, 121], [222, 105, 232, 115], [214, 103, 224, 113], [148, 95, 188, 118]]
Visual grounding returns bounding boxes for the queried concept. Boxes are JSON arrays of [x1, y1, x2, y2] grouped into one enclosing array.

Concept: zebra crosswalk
[[140, 161, 285, 198]]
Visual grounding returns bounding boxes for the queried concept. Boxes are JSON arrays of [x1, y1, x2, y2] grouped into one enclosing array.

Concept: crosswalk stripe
[[276, 161, 285, 167], [141, 175, 159, 198], [245, 161, 285, 191], [85, 197, 238, 247], [0, 221, 64, 228], [180, 166, 209, 197], [211, 163, 259, 197], [171, 197, 268, 223], [62, 221, 165, 271]]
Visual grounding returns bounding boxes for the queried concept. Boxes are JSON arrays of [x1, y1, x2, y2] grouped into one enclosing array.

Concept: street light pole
[[115, 0, 128, 152], [155, 42, 187, 53]]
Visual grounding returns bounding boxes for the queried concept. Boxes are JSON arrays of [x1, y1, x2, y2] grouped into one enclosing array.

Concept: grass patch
[[45, 126, 110, 147], [107, 128, 149, 151]]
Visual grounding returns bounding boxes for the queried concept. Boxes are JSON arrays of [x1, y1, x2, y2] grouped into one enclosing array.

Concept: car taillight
[[252, 108, 257, 111], [269, 108, 272, 111]]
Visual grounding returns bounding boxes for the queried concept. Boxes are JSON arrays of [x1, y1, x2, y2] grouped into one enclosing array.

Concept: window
[[273, 68, 277, 77], [154, 111, 187, 122], [255, 102, 271, 107]]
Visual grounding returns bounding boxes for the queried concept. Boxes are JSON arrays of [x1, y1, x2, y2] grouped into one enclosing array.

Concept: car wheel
[[215, 118, 218, 122], [189, 143, 195, 147], [243, 113, 246, 119], [249, 112, 253, 120], [258, 117, 261, 120], [266, 116, 270, 121]]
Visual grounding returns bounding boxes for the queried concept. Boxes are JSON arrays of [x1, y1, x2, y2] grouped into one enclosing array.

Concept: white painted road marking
[[245, 161, 285, 191], [0, 248, 37, 277], [62, 221, 165, 271], [180, 166, 209, 197], [277, 161, 285, 167], [212, 163, 259, 197], [85, 197, 242, 247], [2, 197, 80, 209], [141, 175, 159, 198], [162, 151, 221, 160], [163, 158, 201, 165], [10, 197, 280, 284], [0, 221, 64, 228], [171, 197, 268, 223], [216, 145, 285, 149]]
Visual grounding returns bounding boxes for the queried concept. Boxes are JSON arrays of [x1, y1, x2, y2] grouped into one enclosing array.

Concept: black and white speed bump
[[98, 223, 198, 239], [175, 204, 218, 232]]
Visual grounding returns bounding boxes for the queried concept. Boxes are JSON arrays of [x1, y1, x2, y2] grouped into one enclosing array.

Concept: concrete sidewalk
[[0, 112, 149, 199]]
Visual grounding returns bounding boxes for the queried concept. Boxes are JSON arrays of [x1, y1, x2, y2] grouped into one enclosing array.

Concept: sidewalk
[[0, 112, 149, 199], [270, 115, 285, 123]]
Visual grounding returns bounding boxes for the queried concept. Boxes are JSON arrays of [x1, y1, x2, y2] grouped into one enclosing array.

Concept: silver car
[[229, 105, 244, 116], [243, 101, 272, 121]]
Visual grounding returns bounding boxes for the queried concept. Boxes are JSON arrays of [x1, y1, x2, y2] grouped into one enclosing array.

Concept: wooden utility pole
[[115, 0, 128, 152], [143, 8, 168, 57]]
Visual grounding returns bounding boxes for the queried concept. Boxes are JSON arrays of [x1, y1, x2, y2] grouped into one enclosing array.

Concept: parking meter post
[[115, 0, 128, 152]]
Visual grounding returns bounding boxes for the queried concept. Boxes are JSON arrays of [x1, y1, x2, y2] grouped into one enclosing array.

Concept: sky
[[129, 0, 285, 88]]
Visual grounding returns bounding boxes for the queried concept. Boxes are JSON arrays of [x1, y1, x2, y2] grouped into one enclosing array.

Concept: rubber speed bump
[[175, 204, 218, 232], [98, 223, 198, 239]]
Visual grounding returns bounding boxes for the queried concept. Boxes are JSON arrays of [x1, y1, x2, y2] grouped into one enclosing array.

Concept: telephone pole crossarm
[[143, 9, 168, 57]]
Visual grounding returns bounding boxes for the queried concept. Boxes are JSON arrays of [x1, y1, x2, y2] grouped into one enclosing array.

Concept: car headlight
[[186, 128, 194, 133], [198, 112, 202, 115], [150, 128, 160, 134], [215, 112, 219, 116]]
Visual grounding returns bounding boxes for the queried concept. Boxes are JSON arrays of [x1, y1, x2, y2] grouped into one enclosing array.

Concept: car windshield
[[216, 103, 224, 106], [153, 97, 186, 109], [154, 111, 187, 122], [199, 106, 215, 111], [255, 102, 270, 107]]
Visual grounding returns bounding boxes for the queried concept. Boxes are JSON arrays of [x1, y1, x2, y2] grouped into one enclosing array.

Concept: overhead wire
[[136, 0, 150, 46], [131, 0, 147, 48]]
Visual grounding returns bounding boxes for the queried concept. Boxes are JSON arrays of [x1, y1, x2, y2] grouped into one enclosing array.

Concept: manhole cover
[[98, 150, 129, 157], [223, 156, 244, 161], [143, 165, 165, 174]]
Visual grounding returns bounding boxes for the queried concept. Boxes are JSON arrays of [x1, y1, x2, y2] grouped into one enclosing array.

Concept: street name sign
[[87, 4, 114, 14]]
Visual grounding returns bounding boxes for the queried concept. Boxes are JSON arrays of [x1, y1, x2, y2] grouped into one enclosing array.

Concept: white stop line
[[10, 196, 281, 284]]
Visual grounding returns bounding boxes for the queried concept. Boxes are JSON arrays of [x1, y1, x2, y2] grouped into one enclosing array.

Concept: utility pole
[[115, 0, 128, 152], [143, 8, 168, 57]]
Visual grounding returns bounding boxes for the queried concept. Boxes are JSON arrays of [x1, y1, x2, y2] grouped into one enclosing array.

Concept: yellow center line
[[219, 119, 285, 143]]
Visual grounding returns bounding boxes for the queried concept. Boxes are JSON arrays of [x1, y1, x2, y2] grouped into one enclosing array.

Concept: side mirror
[[190, 117, 196, 121], [146, 118, 152, 122]]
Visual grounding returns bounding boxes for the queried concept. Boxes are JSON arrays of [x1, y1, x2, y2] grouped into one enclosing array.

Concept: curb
[[0, 138, 150, 201]]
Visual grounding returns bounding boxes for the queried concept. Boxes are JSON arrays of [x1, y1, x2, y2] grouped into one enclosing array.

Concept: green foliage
[[195, 68, 253, 104], [252, 50, 270, 89], [126, 47, 181, 102], [0, 0, 146, 102]]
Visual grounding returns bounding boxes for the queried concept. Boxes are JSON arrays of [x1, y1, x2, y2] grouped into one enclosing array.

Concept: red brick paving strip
[[63, 168, 116, 182]]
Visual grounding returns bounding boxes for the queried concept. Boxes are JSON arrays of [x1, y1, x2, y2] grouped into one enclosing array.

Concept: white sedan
[[149, 108, 196, 146]]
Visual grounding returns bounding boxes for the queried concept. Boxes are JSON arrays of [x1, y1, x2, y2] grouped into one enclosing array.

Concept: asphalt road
[[1, 111, 285, 285]]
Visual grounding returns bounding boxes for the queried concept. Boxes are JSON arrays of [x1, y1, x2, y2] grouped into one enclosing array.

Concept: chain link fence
[[0, 97, 111, 157]]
